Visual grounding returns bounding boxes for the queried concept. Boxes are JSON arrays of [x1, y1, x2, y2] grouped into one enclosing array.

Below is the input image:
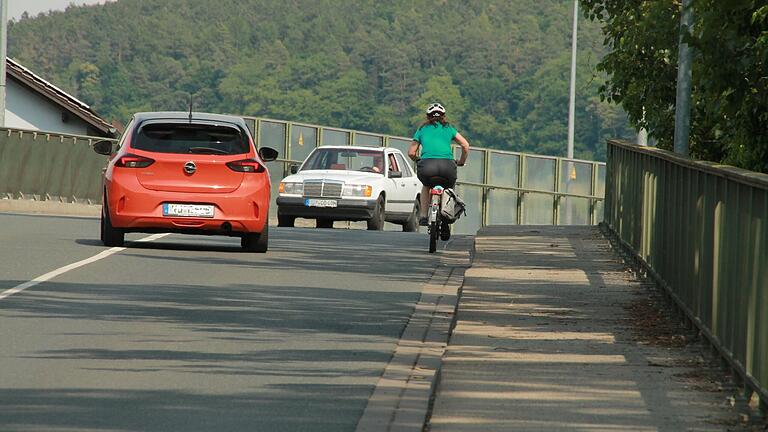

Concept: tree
[[581, 0, 768, 173], [7, 0, 633, 162], [70, 62, 101, 106], [411, 74, 467, 127]]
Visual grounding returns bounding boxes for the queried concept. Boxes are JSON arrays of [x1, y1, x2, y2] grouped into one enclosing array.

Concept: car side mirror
[[92, 140, 114, 155], [389, 170, 402, 179], [289, 164, 300, 174], [258, 147, 278, 162]]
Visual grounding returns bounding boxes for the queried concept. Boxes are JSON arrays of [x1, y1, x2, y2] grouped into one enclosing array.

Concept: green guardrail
[[603, 139, 768, 413], [242, 116, 606, 234], [0, 127, 116, 204], [0, 118, 606, 234]]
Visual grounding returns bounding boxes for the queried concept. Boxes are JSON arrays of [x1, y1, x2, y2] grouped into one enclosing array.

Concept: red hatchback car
[[93, 112, 278, 252]]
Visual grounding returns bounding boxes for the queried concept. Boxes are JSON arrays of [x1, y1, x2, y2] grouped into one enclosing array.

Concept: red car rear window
[[133, 123, 250, 155]]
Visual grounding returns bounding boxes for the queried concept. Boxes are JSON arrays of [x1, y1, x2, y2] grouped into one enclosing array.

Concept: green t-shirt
[[412, 123, 457, 159]]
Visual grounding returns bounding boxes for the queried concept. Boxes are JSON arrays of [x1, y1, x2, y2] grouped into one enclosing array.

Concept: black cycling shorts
[[417, 158, 457, 188]]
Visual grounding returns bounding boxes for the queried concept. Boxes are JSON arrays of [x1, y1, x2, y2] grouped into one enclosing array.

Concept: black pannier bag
[[440, 188, 466, 223]]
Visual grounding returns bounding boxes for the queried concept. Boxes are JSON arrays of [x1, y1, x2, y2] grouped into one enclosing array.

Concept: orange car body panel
[[102, 116, 271, 235]]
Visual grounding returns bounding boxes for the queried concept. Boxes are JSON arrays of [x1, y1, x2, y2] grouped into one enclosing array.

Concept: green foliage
[[410, 74, 467, 126], [8, 0, 634, 160], [582, 0, 768, 173]]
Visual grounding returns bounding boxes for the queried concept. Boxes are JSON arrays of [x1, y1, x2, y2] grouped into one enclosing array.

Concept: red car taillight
[[114, 154, 155, 168], [226, 158, 266, 173]]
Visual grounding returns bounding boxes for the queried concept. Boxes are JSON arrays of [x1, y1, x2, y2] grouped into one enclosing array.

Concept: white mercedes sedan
[[276, 146, 421, 231]]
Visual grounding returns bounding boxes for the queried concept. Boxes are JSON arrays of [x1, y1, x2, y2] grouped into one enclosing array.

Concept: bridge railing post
[[482, 149, 490, 227], [554, 157, 562, 225], [590, 161, 598, 225], [518, 154, 526, 224]]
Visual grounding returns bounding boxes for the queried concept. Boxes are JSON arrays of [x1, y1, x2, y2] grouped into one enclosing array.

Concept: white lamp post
[[567, 0, 578, 160]]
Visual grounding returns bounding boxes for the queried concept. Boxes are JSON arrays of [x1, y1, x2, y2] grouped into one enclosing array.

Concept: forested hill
[[8, 0, 631, 160]]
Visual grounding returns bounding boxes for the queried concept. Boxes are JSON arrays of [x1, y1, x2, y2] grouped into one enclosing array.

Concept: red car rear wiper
[[188, 147, 230, 155]]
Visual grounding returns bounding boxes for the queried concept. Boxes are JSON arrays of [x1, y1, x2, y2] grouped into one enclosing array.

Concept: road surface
[[0, 213, 447, 432]]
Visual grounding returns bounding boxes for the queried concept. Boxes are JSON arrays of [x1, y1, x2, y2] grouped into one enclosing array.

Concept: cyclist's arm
[[453, 133, 470, 166], [408, 140, 421, 162]]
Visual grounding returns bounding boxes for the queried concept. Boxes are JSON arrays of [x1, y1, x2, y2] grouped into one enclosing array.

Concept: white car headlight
[[279, 182, 304, 195], [343, 184, 373, 197]]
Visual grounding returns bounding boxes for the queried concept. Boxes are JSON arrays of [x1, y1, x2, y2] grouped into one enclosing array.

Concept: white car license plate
[[163, 203, 215, 218], [305, 199, 337, 208]]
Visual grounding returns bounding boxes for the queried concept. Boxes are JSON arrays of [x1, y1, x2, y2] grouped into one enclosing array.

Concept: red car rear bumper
[[105, 172, 269, 234]]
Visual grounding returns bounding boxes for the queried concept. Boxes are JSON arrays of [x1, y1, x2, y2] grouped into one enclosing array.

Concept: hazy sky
[[9, 0, 109, 20]]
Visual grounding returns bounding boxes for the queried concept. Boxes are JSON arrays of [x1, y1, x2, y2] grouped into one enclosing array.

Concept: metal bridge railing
[[0, 118, 606, 234], [243, 116, 606, 234], [604, 139, 768, 412], [0, 127, 116, 204]]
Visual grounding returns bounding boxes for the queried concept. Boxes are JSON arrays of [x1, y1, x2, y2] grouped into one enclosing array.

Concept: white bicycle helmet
[[426, 103, 446, 117]]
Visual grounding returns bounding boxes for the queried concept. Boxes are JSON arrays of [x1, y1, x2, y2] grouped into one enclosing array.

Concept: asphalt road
[[0, 213, 439, 432]]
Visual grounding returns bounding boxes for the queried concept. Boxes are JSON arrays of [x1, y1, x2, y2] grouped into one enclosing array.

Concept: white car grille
[[303, 181, 343, 198]]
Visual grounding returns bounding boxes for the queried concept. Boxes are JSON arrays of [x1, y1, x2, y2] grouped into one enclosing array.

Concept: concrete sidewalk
[[427, 226, 748, 431]]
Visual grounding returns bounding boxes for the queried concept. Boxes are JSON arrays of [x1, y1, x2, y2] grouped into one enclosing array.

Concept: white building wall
[[4, 78, 92, 136]]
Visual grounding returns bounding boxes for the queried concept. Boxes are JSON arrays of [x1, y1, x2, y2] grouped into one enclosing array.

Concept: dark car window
[[112, 118, 134, 152], [394, 153, 413, 177], [133, 123, 249, 155]]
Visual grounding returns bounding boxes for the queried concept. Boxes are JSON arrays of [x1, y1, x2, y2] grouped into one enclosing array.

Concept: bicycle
[[424, 160, 464, 253], [427, 184, 452, 253]]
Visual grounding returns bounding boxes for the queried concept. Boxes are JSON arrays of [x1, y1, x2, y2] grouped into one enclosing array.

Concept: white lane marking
[[0, 233, 170, 301]]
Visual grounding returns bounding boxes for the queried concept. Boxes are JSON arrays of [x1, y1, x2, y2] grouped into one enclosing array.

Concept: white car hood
[[282, 170, 383, 184]]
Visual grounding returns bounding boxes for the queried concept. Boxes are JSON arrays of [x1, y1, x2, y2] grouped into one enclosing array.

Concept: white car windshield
[[302, 148, 384, 174]]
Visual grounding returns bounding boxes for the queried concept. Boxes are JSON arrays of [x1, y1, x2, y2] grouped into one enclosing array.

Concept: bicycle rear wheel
[[429, 221, 438, 253]]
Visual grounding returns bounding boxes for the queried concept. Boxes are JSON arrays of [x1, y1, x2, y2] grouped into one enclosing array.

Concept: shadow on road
[[0, 387, 367, 432], [1, 227, 454, 432]]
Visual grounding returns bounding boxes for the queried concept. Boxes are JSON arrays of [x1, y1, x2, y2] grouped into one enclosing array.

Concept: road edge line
[[0, 233, 168, 301]]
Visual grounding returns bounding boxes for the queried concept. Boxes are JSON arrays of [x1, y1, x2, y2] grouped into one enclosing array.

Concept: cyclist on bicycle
[[408, 103, 470, 226]]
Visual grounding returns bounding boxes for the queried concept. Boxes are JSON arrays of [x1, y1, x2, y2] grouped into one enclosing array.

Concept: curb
[[421, 242, 471, 432], [355, 236, 473, 432], [0, 199, 101, 218]]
